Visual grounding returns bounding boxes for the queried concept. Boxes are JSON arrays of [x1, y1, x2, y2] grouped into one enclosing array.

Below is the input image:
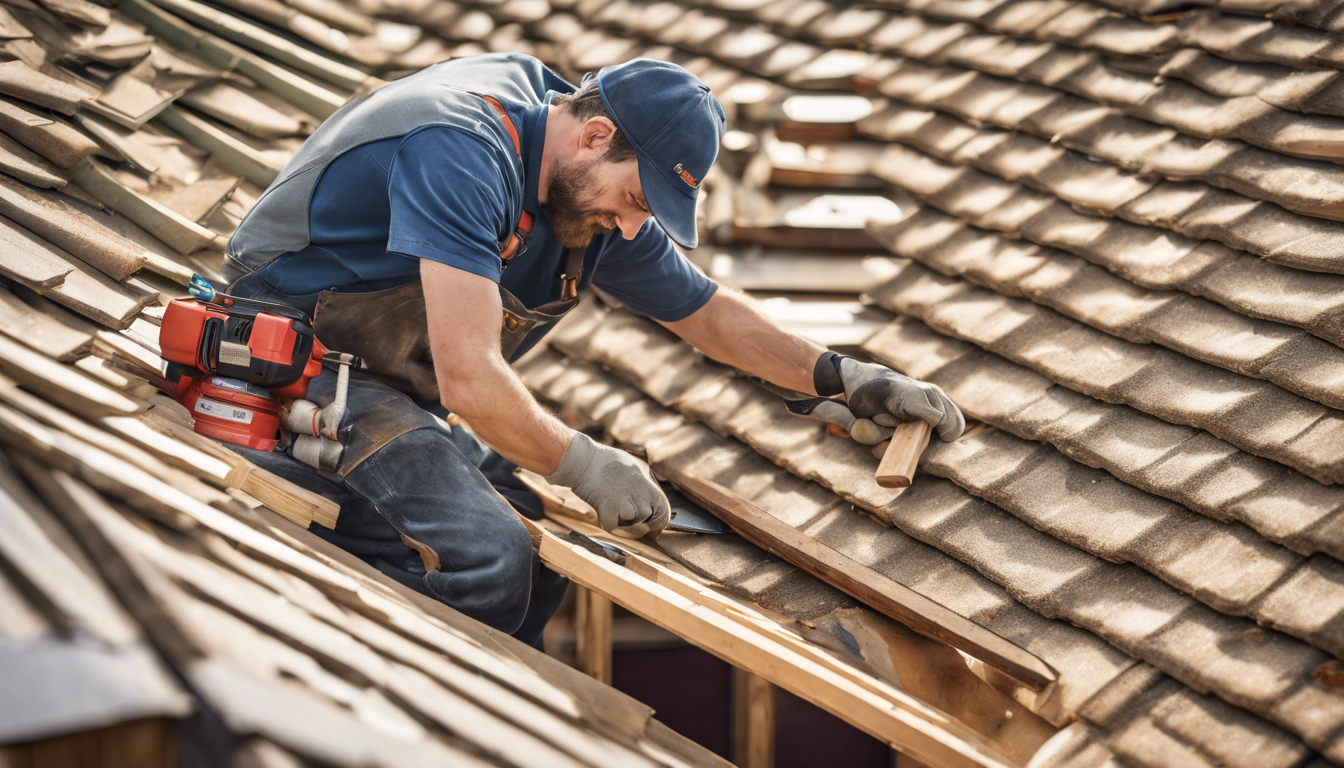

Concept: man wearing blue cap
[[222, 53, 962, 646]]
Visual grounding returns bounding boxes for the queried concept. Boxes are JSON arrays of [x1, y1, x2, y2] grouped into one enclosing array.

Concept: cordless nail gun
[[159, 275, 356, 471]]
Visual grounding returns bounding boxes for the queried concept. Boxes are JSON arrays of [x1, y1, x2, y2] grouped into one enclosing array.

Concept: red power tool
[[159, 276, 352, 467]]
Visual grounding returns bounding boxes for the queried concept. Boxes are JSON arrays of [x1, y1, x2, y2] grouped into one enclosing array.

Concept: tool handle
[[875, 420, 933, 489]]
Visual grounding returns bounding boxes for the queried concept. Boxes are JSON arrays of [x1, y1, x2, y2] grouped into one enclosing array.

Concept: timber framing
[[517, 476, 1022, 768]]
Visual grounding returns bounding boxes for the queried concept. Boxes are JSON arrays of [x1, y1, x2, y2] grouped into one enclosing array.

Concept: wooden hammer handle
[[875, 420, 933, 488]]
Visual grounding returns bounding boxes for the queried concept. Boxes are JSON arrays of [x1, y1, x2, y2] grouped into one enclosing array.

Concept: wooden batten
[[522, 514, 1017, 768], [652, 459, 1057, 693], [0, 334, 142, 418]]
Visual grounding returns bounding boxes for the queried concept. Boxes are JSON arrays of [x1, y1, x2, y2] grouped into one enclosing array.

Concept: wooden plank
[[43, 263, 157, 330], [117, 0, 346, 120], [651, 461, 1057, 693], [732, 668, 775, 768], [525, 516, 1016, 768], [0, 215, 73, 289], [574, 586, 613, 685], [237, 466, 338, 529], [0, 459, 141, 646], [139, 0, 370, 92], [0, 130, 68, 189], [141, 251, 201, 287], [101, 413, 236, 484], [0, 176, 148, 281], [0, 332, 141, 417], [93, 329, 163, 375], [237, 509, 727, 767], [876, 420, 932, 489], [11, 416, 718, 768], [0, 378, 236, 514], [129, 402, 340, 529], [75, 356, 157, 398], [524, 478, 1057, 760], [155, 106, 285, 188], [69, 158, 223, 257], [0, 285, 91, 361], [24, 465, 482, 768], [0, 61, 86, 114], [137, 402, 249, 484], [0, 96, 102, 169]]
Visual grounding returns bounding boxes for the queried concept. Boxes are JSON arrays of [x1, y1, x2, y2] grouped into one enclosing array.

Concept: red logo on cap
[[673, 163, 700, 188]]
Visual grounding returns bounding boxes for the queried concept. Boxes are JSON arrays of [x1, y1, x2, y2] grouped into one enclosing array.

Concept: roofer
[[221, 53, 965, 648]]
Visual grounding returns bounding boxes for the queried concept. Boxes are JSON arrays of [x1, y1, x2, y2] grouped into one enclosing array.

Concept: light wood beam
[[733, 668, 775, 768], [575, 586, 613, 685]]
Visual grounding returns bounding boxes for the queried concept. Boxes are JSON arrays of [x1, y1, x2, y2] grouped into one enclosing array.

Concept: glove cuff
[[547, 431, 596, 488], [813, 351, 847, 397]]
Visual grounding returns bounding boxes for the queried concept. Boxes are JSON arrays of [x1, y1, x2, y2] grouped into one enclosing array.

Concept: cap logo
[[673, 163, 700, 188]]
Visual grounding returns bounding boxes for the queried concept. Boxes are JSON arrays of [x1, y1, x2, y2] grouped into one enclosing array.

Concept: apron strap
[[479, 94, 584, 302], [479, 94, 534, 262]]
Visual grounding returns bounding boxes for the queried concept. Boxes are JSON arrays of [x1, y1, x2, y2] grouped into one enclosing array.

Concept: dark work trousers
[[224, 273, 567, 647], [227, 347, 568, 651]]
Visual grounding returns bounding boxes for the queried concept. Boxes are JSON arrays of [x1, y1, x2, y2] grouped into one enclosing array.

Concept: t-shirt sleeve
[[592, 219, 718, 322], [385, 126, 511, 282]]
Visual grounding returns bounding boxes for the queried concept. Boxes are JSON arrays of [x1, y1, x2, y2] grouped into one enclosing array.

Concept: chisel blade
[[663, 484, 730, 534]]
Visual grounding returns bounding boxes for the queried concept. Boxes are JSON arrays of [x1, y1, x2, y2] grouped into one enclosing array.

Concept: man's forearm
[[420, 259, 573, 475], [662, 288, 826, 395], [438, 354, 572, 475]]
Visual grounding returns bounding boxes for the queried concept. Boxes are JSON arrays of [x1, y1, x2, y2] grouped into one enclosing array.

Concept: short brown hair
[[553, 80, 637, 163]]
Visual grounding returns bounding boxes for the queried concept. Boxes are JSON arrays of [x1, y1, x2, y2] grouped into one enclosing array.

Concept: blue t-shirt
[[253, 100, 717, 342]]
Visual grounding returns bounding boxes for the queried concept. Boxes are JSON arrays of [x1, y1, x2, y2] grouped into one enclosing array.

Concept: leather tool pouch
[[313, 283, 577, 402], [309, 249, 584, 473]]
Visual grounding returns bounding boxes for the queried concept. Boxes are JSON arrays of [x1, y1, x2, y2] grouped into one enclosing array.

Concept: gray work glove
[[808, 398, 894, 446], [547, 432, 671, 536], [838, 357, 965, 441]]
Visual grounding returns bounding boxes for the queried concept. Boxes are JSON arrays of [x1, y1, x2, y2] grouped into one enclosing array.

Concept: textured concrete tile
[[862, 313, 1344, 559], [927, 429, 1301, 614], [1086, 666, 1308, 768], [870, 117, 1344, 349], [872, 261, 1344, 483], [1256, 555, 1344, 657]]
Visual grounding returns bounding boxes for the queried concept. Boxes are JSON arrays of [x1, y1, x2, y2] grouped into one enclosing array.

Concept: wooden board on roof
[[653, 458, 1057, 692], [524, 514, 1017, 768], [0, 215, 74, 288], [0, 333, 141, 417], [0, 175, 149, 281], [0, 97, 100, 169], [0, 130, 67, 188], [0, 284, 92, 360]]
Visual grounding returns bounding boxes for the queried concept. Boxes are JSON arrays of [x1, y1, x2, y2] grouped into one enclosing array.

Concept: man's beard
[[542, 159, 613, 248]]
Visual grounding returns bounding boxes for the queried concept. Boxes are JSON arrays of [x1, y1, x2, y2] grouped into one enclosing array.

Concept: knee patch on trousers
[[400, 533, 441, 572]]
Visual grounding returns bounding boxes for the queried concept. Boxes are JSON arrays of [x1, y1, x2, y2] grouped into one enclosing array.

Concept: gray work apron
[[311, 246, 584, 473]]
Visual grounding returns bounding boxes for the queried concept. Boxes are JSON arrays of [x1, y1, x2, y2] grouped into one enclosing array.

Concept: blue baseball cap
[[592, 59, 726, 249]]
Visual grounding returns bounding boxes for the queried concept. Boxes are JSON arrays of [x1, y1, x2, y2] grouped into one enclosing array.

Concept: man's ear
[[578, 116, 616, 156]]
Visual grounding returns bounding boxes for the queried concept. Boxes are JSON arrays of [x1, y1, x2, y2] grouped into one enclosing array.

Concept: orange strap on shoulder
[[480, 95, 522, 156], [480, 94, 534, 257]]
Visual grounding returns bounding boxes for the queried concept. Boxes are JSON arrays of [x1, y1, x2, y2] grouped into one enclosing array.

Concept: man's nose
[[617, 210, 650, 240]]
